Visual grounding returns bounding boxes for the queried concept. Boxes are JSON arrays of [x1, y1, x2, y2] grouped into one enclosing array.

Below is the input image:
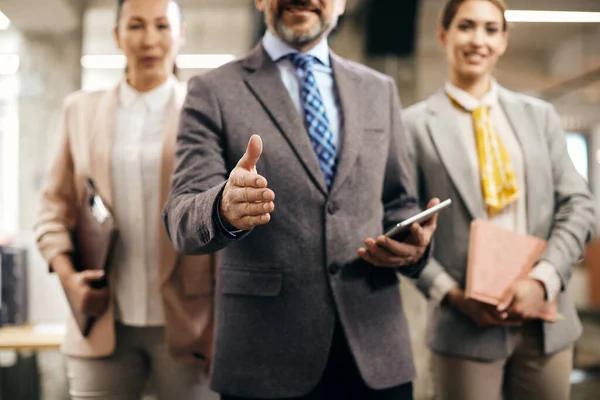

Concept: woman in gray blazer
[[403, 0, 595, 399]]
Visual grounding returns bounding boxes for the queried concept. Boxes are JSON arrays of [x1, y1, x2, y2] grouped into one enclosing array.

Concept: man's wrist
[[215, 192, 244, 237], [220, 214, 240, 232]]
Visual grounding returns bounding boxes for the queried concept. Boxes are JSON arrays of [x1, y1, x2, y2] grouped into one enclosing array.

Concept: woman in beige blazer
[[34, 0, 216, 399], [403, 0, 595, 399]]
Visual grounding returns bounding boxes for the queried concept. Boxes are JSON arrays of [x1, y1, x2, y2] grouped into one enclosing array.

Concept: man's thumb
[[237, 134, 263, 171]]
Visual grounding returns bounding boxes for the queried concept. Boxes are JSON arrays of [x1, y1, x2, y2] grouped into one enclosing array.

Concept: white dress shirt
[[110, 77, 175, 326], [429, 80, 562, 304], [262, 30, 342, 150]]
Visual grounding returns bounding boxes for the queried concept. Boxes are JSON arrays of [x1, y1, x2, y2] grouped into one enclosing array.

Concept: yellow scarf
[[449, 96, 519, 216]]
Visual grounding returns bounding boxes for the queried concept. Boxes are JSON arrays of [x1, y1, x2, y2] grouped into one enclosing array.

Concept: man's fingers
[[408, 223, 427, 246], [229, 169, 268, 189], [421, 198, 441, 230], [241, 201, 275, 217], [375, 235, 421, 259], [363, 239, 411, 266], [358, 248, 380, 266], [241, 213, 271, 228], [237, 134, 263, 172], [230, 187, 275, 203]]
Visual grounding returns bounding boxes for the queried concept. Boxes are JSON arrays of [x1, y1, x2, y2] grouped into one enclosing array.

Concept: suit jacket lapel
[[498, 88, 539, 233], [242, 44, 328, 196], [329, 53, 362, 195], [426, 89, 486, 220], [158, 82, 186, 284], [89, 87, 118, 207]]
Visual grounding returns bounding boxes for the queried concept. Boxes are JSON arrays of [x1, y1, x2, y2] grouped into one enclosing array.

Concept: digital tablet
[[384, 199, 452, 240]]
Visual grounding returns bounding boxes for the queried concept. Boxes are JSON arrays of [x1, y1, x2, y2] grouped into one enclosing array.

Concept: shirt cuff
[[528, 261, 562, 302], [214, 194, 244, 238], [429, 272, 459, 304]]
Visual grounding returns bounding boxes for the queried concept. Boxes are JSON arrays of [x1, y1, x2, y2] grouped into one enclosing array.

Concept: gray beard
[[273, 13, 338, 48]]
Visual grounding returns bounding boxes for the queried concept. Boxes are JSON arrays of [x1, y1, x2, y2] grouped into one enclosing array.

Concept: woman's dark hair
[[440, 0, 508, 31], [116, 0, 183, 26]]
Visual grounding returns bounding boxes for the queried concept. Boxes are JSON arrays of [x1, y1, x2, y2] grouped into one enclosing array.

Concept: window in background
[[0, 75, 19, 234], [566, 132, 588, 181]]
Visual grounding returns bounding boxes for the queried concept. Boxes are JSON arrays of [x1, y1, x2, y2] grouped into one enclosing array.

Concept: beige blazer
[[34, 82, 215, 369]]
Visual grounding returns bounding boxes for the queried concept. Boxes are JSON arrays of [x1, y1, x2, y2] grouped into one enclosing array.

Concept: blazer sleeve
[[383, 78, 430, 277], [403, 105, 456, 297], [162, 75, 250, 255], [538, 104, 596, 288], [34, 96, 78, 268]]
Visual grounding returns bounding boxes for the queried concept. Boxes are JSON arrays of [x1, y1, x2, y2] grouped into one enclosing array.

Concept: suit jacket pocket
[[219, 268, 283, 297]]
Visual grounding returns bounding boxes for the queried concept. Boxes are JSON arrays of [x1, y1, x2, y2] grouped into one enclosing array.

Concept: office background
[[1, 0, 600, 398]]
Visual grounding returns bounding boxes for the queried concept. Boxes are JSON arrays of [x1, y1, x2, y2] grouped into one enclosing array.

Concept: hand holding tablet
[[358, 198, 450, 268], [385, 198, 452, 241]]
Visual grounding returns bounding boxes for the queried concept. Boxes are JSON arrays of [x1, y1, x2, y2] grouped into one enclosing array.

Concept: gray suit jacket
[[162, 43, 426, 397], [403, 87, 596, 361]]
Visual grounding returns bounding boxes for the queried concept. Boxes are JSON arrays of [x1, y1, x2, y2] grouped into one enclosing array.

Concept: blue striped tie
[[289, 53, 337, 189]]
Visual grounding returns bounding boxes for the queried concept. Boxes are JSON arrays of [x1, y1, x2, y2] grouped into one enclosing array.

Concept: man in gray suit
[[163, 0, 439, 399]]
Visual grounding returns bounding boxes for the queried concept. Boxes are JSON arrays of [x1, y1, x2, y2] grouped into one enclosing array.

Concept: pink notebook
[[465, 219, 559, 322]]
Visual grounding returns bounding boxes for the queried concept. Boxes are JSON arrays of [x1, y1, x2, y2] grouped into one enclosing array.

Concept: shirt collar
[[444, 79, 499, 111], [119, 76, 176, 112], [262, 29, 331, 67]]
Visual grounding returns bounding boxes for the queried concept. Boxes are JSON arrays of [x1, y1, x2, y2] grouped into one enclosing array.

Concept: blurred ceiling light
[[505, 10, 600, 23], [0, 10, 10, 30], [81, 54, 236, 69], [0, 55, 19, 75]]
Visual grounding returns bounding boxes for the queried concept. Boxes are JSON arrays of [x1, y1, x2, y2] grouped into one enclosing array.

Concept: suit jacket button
[[328, 263, 340, 275], [327, 202, 339, 215]]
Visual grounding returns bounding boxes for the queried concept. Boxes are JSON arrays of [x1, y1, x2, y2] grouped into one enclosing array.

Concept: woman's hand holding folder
[[497, 278, 561, 322], [52, 253, 109, 317], [446, 287, 522, 328]]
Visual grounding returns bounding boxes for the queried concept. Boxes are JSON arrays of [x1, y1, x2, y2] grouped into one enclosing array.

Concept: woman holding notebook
[[34, 0, 216, 399], [403, 0, 595, 399]]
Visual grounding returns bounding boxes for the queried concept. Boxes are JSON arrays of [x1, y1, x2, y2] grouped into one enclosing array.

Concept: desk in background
[[0, 324, 64, 399], [0, 324, 64, 351]]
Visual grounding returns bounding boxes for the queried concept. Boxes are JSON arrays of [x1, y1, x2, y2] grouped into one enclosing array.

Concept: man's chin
[[276, 23, 324, 48]]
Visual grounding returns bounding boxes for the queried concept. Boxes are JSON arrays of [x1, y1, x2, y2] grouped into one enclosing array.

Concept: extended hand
[[358, 198, 440, 268], [220, 134, 275, 231]]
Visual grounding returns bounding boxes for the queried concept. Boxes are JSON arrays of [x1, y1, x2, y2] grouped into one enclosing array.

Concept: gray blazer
[[403, 87, 596, 361], [163, 43, 426, 398]]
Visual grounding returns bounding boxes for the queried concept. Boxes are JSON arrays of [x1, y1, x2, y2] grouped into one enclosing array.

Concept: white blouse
[[109, 77, 175, 326]]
